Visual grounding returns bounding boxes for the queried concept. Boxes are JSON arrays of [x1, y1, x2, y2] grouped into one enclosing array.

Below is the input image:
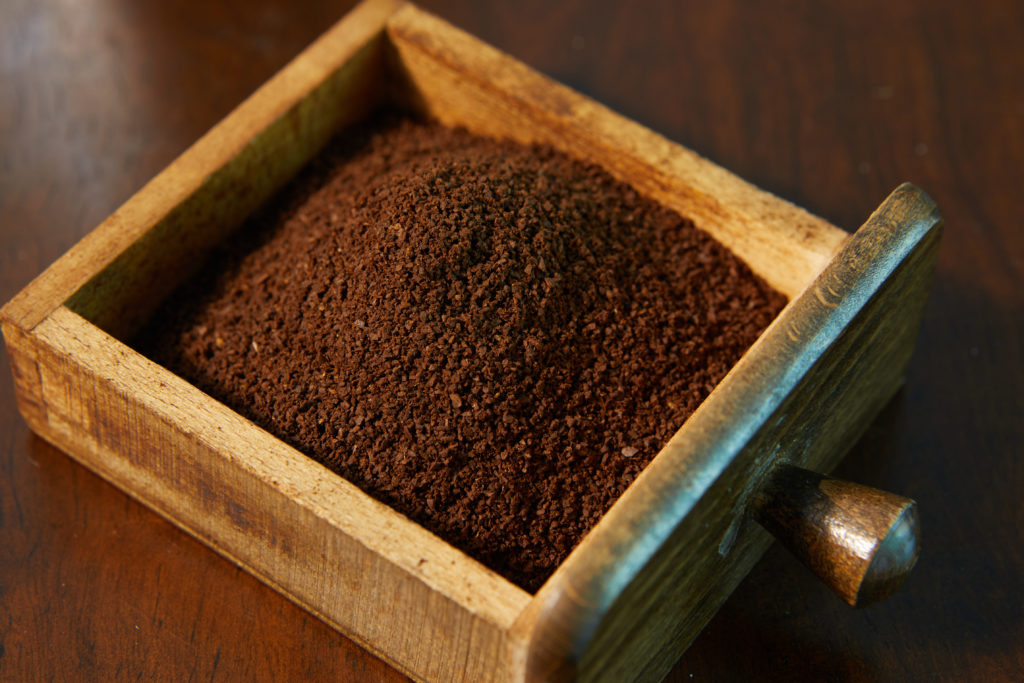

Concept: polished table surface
[[2, 1, 1021, 680]]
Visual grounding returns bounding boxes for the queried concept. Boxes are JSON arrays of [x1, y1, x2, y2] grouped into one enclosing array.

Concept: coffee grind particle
[[136, 116, 787, 592]]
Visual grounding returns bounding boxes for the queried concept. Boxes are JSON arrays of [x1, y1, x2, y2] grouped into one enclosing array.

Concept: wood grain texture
[[522, 183, 941, 682], [386, 5, 848, 299], [25, 0, 402, 340], [751, 464, 920, 608], [18, 305, 526, 681], [1, 0, 1021, 681]]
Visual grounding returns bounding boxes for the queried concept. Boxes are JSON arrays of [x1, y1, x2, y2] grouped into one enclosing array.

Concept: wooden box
[[0, 1, 941, 680]]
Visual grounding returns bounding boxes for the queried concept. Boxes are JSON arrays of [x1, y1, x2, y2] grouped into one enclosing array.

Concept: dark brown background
[[1, 0, 1021, 680]]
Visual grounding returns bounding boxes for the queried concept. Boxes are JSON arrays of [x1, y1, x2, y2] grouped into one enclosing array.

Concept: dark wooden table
[[2, 1, 1021, 680]]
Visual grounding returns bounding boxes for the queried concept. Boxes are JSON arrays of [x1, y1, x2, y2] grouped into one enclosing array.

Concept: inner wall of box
[[383, 14, 848, 300], [64, 25, 821, 344], [62, 33, 393, 341], [62, 25, 816, 606]]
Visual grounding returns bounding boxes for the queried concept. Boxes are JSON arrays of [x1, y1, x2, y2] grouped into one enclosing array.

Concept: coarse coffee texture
[[136, 116, 787, 592]]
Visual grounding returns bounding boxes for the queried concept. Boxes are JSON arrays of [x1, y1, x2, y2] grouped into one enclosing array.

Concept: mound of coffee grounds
[[136, 116, 786, 592]]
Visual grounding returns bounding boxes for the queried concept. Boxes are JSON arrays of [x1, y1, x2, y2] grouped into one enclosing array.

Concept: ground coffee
[[136, 116, 787, 592]]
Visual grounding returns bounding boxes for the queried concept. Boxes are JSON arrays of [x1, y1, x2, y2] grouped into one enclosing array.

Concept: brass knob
[[751, 464, 920, 607]]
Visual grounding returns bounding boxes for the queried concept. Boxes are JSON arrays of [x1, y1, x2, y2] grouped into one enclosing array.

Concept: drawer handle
[[751, 464, 920, 607]]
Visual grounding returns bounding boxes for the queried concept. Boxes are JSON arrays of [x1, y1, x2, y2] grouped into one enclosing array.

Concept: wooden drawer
[[0, 1, 941, 680]]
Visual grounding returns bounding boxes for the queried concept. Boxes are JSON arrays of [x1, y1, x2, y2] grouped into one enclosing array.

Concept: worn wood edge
[[30, 409, 437, 683], [384, 5, 848, 299], [63, 18, 388, 339], [30, 307, 530, 631], [0, 0, 407, 334], [582, 196, 943, 682], [25, 306, 529, 681], [0, 322, 48, 430], [517, 183, 943, 681], [16, 388, 504, 683]]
